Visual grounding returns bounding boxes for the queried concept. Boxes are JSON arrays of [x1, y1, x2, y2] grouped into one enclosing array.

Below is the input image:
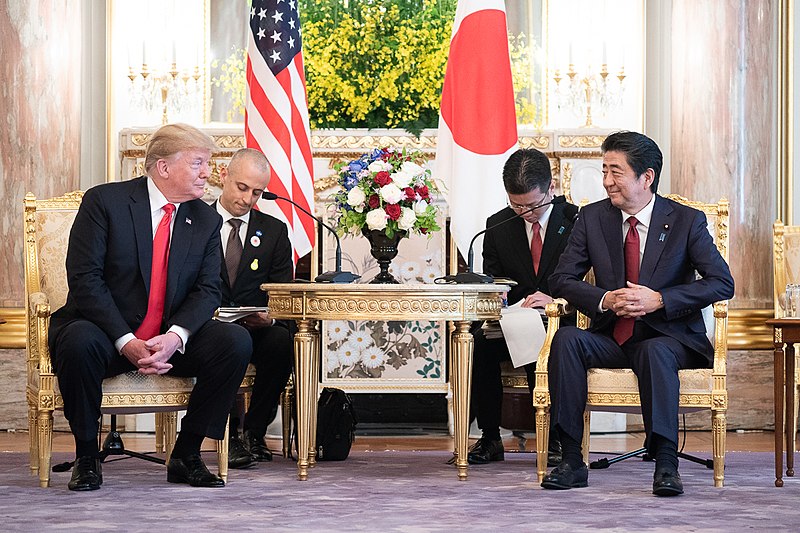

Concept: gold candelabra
[[128, 61, 202, 125], [553, 63, 626, 127]]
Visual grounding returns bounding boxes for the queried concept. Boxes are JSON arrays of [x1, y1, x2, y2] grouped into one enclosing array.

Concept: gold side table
[[262, 282, 508, 481], [767, 318, 800, 487]]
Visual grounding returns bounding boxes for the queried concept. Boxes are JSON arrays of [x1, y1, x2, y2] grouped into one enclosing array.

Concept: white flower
[[413, 200, 429, 215], [361, 346, 388, 368], [390, 170, 413, 188], [328, 320, 349, 342], [401, 161, 426, 177], [326, 350, 341, 373], [346, 187, 366, 207], [338, 342, 362, 366], [365, 208, 388, 231], [398, 207, 417, 231], [400, 261, 420, 280], [368, 160, 392, 172], [347, 330, 373, 350], [380, 183, 404, 204], [421, 266, 439, 284]]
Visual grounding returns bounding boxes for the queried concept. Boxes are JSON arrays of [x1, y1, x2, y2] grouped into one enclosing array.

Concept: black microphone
[[454, 195, 567, 284], [262, 191, 360, 283]]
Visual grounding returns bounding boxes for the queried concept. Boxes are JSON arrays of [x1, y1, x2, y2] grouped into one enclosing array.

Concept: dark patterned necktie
[[613, 216, 640, 345], [225, 218, 244, 286], [530, 221, 542, 274]]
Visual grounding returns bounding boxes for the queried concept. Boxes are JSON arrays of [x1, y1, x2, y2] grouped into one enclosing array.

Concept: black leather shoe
[[244, 430, 273, 462], [467, 438, 504, 465], [547, 434, 563, 468], [228, 435, 256, 469], [653, 468, 684, 496], [541, 462, 589, 490], [68, 456, 102, 491], [167, 454, 225, 487]]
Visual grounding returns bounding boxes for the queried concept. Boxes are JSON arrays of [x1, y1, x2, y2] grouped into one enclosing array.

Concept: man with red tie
[[49, 124, 251, 491], [541, 131, 734, 496], [468, 149, 578, 466]]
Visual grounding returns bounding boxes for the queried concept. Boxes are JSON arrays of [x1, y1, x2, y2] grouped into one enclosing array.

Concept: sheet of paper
[[215, 306, 269, 323], [498, 302, 547, 368]]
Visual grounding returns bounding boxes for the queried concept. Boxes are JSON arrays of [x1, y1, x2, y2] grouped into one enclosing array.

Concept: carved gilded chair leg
[[218, 417, 230, 483], [154, 412, 165, 453], [164, 412, 177, 461], [535, 406, 549, 482], [712, 409, 727, 487], [37, 409, 53, 488], [582, 411, 591, 465], [281, 375, 294, 458], [29, 405, 38, 475]]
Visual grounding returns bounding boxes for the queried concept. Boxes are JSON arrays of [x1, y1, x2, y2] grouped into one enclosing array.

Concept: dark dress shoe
[[653, 468, 684, 496], [547, 434, 563, 468], [541, 462, 589, 490], [467, 438, 504, 465], [245, 430, 273, 462], [68, 456, 102, 491], [167, 454, 225, 487], [228, 435, 256, 469]]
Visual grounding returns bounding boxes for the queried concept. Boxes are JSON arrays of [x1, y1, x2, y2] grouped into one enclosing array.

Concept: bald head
[[219, 148, 271, 217]]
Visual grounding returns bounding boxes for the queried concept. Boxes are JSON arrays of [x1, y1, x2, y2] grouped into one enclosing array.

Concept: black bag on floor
[[315, 387, 357, 461]]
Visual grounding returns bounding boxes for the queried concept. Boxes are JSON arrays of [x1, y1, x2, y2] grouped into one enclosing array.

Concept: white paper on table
[[498, 301, 547, 368]]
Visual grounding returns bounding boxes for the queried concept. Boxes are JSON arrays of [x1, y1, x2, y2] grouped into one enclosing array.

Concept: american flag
[[246, 0, 315, 262]]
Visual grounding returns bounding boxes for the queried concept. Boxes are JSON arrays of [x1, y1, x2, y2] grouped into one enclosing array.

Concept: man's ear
[[155, 158, 169, 179], [641, 168, 655, 189]]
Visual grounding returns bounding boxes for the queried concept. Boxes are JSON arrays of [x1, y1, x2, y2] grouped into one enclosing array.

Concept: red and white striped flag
[[246, 0, 315, 262], [434, 0, 518, 273]]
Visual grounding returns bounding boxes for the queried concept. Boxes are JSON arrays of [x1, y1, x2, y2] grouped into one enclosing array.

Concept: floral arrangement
[[332, 147, 440, 238]]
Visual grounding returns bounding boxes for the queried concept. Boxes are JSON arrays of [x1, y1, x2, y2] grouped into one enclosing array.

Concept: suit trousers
[[241, 324, 294, 437], [51, 319, 252, 443], [471, 324, 535, 434], [548, 321, 707, 453]]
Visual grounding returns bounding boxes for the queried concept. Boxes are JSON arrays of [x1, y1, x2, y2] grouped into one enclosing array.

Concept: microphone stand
[[262, 192, 360, 283], [453, 195, 567, 284]]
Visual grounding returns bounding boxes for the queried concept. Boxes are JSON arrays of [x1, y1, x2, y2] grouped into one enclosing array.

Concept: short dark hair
[[502, 149, 552, 195], [601, 131, 663, 193]]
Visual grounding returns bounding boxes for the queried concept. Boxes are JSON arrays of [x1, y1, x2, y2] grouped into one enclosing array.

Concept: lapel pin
[[185, 217, 192, 225], [558, 226, 565, 234], [250, 258, 259, 270], [255, 230, 263, 237], [250, 235, 261, 247], [659, 232, 666, 242]]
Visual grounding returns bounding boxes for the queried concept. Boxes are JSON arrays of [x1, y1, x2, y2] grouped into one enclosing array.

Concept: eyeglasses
[[507, 193, 551, 212]]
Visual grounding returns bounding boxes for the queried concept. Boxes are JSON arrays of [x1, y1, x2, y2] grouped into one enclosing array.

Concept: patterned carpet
[[0, 450, 796, 532]]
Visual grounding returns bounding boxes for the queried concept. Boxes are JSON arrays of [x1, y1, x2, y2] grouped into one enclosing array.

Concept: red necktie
[[613, 216, 640, 345], [136, 203, 175, 340], [530, 221, 542, 273]]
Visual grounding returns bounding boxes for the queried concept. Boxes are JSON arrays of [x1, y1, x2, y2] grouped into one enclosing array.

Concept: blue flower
[[348, 161, 365, 173], [343, 175, 359, 191]]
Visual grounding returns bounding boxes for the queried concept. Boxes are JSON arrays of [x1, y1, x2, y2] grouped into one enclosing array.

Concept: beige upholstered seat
[[533, 195, 730, 487], [23, 192, 228, 487]]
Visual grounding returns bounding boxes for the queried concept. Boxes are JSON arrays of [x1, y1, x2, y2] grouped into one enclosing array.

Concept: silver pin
[[659, 233, 666, 242], [185, 218, 192, 225]]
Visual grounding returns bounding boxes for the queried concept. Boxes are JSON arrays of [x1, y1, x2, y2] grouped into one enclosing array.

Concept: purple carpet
[[0, 450, 796, 531]]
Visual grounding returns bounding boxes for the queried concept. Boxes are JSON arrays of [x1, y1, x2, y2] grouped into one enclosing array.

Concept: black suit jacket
[[215, 204, 293, 308], [51, 176, 223, 342], [549, 195, 735, 363], [483, 200, 579, 305]]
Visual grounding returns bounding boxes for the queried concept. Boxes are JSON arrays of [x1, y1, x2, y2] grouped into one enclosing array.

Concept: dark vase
[[362, 227, 407, 284]]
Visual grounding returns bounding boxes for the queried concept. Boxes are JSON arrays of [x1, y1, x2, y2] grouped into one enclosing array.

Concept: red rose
[[415, 185, 429, 199], [385, 204, 402, 220], [403, 187, 416, 200], [420, 227, 428, 234], [368, 194, 380, 209], [374, 171, 391, 186]]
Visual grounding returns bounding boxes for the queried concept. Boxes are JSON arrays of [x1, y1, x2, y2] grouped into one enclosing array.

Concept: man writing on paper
[[49, 124, 252, 490], [214, 148, 294, 468], [468, 149, 578, 465], [541, 131, 734, 496]]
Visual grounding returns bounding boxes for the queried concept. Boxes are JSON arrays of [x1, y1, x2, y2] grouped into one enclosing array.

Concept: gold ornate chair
[[772, 221, 800, 450], [533, 195, 730, 487], [24, 192, 228, 487]]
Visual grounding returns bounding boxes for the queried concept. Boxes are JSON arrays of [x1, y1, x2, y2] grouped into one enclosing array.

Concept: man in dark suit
[[49, 124, 252, 491], [541, 131, 734, 496], [468, 148, 578, 465], [213, 148, 294, 468]]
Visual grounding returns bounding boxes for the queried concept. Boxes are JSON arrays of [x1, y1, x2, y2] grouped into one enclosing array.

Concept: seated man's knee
[[215, 323, 253, 368]]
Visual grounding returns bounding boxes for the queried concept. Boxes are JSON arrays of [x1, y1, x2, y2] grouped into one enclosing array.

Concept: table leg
[[293, 319, 317, 481], [451, 320, 474, 480], [775, 337, 785, 487], [308, 324, 320, 468], [787, 342, 796, 477]]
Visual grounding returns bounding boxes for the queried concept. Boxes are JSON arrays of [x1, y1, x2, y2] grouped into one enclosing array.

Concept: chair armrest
[[535, 299, 570, 376], [28, 292, 53, 375]]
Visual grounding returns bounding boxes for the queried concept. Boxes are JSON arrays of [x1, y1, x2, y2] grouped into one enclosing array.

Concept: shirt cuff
[[168, 325, 190, 353], [115, 333, 136, 354], [598, 291, 610, 312]]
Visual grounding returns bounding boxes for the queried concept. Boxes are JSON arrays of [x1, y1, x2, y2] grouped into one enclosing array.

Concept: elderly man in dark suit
[[213, 148, 294, 468], [49, 124, 252, 491], [468, 148, 578, 465], [541, 131, 734, 496]]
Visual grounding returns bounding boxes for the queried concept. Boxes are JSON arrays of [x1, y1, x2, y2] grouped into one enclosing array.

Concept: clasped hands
[[121, 332, 183, 375], [603, 282, 664, 317]]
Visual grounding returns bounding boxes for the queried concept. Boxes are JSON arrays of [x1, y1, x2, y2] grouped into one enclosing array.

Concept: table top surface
[[261, 282, 511, 293]]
